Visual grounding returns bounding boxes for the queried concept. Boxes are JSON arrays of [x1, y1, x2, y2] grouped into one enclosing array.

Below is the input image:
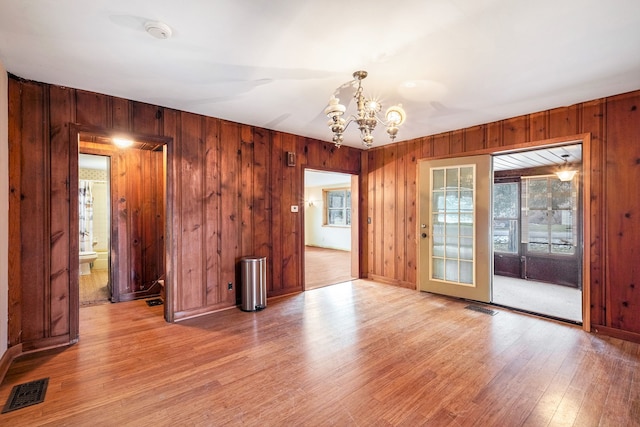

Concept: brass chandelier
[[324, 71, 406, 148]]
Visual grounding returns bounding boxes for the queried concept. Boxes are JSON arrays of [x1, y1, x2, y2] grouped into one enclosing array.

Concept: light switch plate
[[291, 205, 298, 212]]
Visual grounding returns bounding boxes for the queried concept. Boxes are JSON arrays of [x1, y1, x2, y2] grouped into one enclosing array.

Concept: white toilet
[[79, 251, 98, 275]]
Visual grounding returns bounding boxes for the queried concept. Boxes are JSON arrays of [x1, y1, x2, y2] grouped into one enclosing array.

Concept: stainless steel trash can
[[240, 256, 267, 312]]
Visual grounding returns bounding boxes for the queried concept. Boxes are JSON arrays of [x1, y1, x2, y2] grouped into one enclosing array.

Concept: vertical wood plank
[[366, 150, 375, 277], [127, 148, 143, 293], [374, 149, 384, 277], [178, 112, 205, 311], [529, 111, 549, 141], [383, 145, 397, 280], [75, 91, 109, 128], [580, 100, 605, 326], [432, 133, 450, 157], [114, 148, 129, 299], [270, 132, 283, 292], [450, 129, 464, 154], [420, 136, 434, 159], [280, 133, 301, 291], [154, 149, 165, 285], [464, 125, 486, 152], [405, 139, 418, 286], [204, 117, 221, 306], [19, 82, 47, 342], [48, 85, 74, 337], [549, 105, 579, 139], [132, 102, 163, 136], [8, 78, 23, 346], [219, 121, 241, 302], [358, 151, 369, 278], [486, 122, 503, 148], [111, 97, 131, 131], [396, 143, 407, 283], [253, 128, 272, 289], [502, 116, 529, 146], [240, 125, 254, 256], [604, 92, 640, 333], [162, 108, 180, 320]]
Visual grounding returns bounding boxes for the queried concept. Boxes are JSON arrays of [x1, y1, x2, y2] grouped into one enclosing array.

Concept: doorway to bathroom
[[77, 131, 168, 308], [78, 153, 111, 306]]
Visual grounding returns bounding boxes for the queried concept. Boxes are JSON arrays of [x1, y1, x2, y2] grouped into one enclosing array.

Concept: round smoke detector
[[145, 21, 172, 39]]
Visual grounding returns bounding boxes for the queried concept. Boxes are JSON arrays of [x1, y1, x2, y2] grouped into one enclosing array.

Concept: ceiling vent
[[144, 21, 172, 39]]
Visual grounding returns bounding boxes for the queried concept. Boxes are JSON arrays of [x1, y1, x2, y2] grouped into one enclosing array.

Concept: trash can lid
[[241, 256, 266, 261]]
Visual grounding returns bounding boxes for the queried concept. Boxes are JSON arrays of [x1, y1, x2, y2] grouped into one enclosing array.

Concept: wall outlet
[[228, 282, 233, 290]]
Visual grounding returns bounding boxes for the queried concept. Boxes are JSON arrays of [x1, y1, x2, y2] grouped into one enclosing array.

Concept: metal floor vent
[[465, 304, 498, 316], [146, 298, 163, 307], [2, 378, 49, 413]]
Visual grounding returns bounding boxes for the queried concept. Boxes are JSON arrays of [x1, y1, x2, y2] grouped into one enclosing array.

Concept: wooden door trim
[[301, 167, 360, 290], [416, 133, 591, 332], [70, 124, 174, 326]]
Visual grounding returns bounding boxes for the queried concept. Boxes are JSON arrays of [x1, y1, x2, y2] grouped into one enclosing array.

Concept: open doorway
[[417, 140, 588, 327], [492, 144, 583, 323], [304, 169, 358, 290], [78, 153, 111, 306], [75, 131, 168, 309]]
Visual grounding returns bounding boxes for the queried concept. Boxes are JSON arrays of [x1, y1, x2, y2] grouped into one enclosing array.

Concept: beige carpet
[[493, 275, 582, 322]]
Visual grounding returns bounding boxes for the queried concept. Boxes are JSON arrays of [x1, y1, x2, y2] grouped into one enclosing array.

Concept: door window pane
[[430, 165, 476, 286], [445, 259, 459, 282], [446, 168, 459, 188]]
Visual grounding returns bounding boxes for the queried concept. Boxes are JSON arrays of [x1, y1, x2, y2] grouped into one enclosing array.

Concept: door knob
[[421, 232, 428, 239]]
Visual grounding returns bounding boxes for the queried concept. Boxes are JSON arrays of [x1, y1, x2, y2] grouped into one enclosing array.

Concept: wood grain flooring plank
[[1, 280, 639, 426]]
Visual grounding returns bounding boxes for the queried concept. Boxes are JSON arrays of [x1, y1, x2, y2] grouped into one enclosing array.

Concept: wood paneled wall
[[362, 90, 640, 341], [7, 76, 360, 351], [7, 72, 640, 349]]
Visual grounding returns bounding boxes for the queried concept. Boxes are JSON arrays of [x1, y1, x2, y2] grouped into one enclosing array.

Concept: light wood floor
[[1, 280, 639, 426], [79, 268, 110, 306], [305, 246, 354, 290]]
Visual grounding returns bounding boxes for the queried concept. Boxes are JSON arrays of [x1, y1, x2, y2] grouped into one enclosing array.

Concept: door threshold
[[490, 302, 583, 326]]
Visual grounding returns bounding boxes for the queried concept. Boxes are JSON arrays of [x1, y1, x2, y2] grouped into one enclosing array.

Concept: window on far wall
[[493, 181, 520, 254], [522, 175, 577, 255], [324, 188, 351, 226]]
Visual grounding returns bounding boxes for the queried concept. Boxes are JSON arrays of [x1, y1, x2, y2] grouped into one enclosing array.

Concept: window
[[493, 181, 519, 254], [324, 189, 351, 226], [522, 175, 577, 255], [430, 166, 475, 285]]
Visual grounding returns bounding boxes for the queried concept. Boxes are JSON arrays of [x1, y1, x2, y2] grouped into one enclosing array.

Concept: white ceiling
[[305, 169, 352, 187], [493, 143, 582, 171], [1, 1, 639, 150], [79, 153, 108, 170]]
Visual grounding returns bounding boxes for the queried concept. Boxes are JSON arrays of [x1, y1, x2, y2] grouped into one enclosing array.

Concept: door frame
[[416, 133, 591, 332], [302, 167, 360, 290], [70, 125, 173, 338]]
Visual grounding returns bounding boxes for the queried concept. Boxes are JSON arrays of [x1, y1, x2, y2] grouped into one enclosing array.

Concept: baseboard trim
[[591, 324, 640, 344], [368, 274, 416, 290], [0, 344, 22, 384]]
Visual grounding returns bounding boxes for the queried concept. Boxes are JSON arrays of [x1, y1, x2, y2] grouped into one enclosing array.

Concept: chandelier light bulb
[[385, 105, 406, 126], [324, 70, 407, 148]]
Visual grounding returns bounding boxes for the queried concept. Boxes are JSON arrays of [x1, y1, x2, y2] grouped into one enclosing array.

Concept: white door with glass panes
[[418, 155, 492, 302]]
